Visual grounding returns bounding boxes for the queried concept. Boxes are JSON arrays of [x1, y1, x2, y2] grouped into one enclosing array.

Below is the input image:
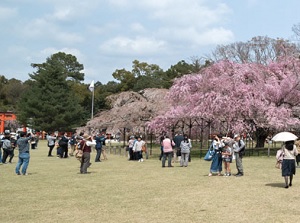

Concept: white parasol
[[271, 132, 298, 142]]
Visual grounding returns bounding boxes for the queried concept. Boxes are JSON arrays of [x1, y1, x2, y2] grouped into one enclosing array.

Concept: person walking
[[132, 136, 145, 162], [8, 134, 17, 163], [162, 136, 175, 167], [47, 132, 56, 157], [2, 133, 13, 164], [180, 134, 192, 167], [281, 140, 298, 188], [128, 136, 135, 161], [294, 139, 300, 167], [15, 132, 33, 175], [233, 134, 245, 177]]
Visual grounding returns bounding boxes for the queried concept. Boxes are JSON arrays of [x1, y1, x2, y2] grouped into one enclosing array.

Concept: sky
[[1, 0, 300, 84]]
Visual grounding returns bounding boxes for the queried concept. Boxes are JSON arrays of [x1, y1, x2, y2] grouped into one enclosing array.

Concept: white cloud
[[196, 27, 234, 45], [0, 6, 17, 20], [130, 23, 146, 33], [106, 0, 233, 47], [99, 36, 166, 56], [40, 47, 85, 62], [20, 18, 84, 44]]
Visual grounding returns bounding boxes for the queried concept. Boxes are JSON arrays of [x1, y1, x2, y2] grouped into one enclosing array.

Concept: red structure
[[0, 112, 17, 133]]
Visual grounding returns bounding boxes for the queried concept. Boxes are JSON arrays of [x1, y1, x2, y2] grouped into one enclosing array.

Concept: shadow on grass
[[265, 182, 284, 188]]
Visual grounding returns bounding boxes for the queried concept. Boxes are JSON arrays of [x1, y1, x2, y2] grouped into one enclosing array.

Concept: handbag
[[275, 160, 282, 169], [204, 144, 215, 161], [142, 145, 147, 152], [75, 142, 86, 161], [275, 149, 284, 169]]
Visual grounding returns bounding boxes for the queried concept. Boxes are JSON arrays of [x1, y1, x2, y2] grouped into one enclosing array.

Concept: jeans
[[180, 152, 189, 167], [15, 152, 30, 175], [0, 148, 2, 163], [162, 152, 173, 167], [95, 148, 102, 162]]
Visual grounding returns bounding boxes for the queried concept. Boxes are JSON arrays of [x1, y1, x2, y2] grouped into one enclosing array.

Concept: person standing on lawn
[[15, 132, 33, 175], [47, 132, 57, 157], [94, 133, 103, 162], [173, 132, 184, 163], [281, 140, 298, 188], [233, 134, 245, 177], [208, 134, 223, 176], [180, 134, 192, 167], [132, 136, 145, 162], [79, 134, 96, 174], [162, 136, 175, 167]]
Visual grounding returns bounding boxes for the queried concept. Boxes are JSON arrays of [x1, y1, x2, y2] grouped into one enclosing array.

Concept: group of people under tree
[[159, 132, 192, 168], [127, 135, 148, 162], [208, 134, 245, 177]]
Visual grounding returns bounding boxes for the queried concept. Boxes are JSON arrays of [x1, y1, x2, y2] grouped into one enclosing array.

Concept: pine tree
[[17, 52, 84, 132]]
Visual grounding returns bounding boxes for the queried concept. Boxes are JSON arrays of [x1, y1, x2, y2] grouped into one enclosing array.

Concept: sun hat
[[83, 134, 92, 140]]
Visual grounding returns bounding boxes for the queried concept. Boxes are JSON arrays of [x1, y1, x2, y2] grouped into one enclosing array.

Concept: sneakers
[[138, 159, 141, 162], [141, 158, 144, 162]]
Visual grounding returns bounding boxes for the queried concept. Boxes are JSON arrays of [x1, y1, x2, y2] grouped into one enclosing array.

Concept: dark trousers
[[62, 146, 68, 158], [159, 148, 163, 160], [129, 148, 134, 160], [9, 149, 14, 163], [2, 149, 12, 163], [48, 146, 55, 156], [296, 155, 300, 165], [80, 152, 91, 173], [133, 151, 142, 160], [95, 148, 102, 162], [162, 152, 173, 167], [57, 147, 63, 158]]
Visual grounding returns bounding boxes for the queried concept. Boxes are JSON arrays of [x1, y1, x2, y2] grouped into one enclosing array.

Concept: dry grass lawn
[[1, 140, 299, 223]]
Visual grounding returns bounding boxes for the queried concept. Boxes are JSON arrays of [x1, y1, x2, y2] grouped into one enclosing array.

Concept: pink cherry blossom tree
[[148, 56, 300, 147]]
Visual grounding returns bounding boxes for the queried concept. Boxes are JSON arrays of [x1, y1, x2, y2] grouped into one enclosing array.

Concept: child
[[222, 140, 233, 177]]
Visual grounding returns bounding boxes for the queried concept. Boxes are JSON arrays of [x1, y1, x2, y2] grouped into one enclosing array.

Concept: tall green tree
[[17, 52, 85, 131]]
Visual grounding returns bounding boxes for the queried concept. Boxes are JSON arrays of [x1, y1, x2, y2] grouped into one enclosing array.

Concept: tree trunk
[[255, 128, 268, 148]]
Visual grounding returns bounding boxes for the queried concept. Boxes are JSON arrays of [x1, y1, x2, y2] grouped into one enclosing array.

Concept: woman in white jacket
[[133, 136, 145, 162]]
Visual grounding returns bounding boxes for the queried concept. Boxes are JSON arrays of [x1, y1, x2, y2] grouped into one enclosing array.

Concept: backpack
[[2, 139, 12, 151], [238, 140, 246, 156]]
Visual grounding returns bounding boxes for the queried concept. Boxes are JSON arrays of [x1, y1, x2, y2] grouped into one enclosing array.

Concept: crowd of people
[[2, 129, 300, 188], [45, 132, 108, 174]]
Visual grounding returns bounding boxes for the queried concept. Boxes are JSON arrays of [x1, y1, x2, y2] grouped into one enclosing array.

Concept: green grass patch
[[0, 140, 299, 223]]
